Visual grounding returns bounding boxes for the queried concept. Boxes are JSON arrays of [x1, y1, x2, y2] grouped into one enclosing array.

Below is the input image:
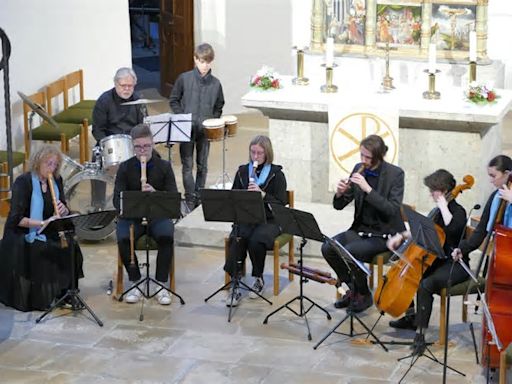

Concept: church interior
[[1, 0, 512, 383]]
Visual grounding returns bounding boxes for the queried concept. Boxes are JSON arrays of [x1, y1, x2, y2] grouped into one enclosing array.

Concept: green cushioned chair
[[22, 90, 86, 162], [64, 69, 96, 111], [0, 151, 25, 167], [53, 107, 93, 125], [500, 342, 512, 384], [115, 234, 176, 299], [224, 190, 295, 296]]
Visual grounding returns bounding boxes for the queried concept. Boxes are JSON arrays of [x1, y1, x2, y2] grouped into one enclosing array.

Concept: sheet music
[[329, 238, 371, 276], [146, 113, 192, 143]]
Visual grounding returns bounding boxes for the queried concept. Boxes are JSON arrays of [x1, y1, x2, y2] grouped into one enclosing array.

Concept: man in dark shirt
[[321, 134, 405, 313], [92, 67, 145, 142], [114, 124, 178, 305]]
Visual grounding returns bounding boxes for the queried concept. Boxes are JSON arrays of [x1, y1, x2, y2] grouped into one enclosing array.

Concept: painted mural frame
[[310, 0, 487, 61]]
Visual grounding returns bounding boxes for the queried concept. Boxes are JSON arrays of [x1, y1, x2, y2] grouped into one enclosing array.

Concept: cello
[[374, 175, 474, 317], [481, 190, 512, 368]]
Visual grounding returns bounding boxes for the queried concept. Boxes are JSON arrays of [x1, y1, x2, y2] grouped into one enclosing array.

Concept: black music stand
[[147, 112, 192, 162], [35, 211, 117, 327], [119, 191, 185, 320], [202, 189, 273, 322], [313, 237, 388, 350], [395, 206, 464, 383], [263, 205, 331, 340]]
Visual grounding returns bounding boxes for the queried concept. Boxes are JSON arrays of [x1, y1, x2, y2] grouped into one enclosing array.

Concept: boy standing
[[170, 43, 225, 210]]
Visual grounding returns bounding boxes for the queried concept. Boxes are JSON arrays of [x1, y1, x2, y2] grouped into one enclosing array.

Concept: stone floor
[[1, 103, 511, 382]]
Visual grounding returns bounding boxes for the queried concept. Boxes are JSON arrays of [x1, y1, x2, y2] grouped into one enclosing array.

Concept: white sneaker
[[125, 286, 142, 303], [226, 286, 242, 307], [249, 277, 264, 299], [156, 289, 172, 305]]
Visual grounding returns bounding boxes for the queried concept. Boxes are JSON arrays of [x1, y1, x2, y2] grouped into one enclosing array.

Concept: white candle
[[428, 43, 436, 74], [326, 37, 334, 67], [469, 31, 477, 62]]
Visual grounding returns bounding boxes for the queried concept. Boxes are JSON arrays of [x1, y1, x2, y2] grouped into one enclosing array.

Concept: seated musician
[[387, 169, 467, 355], [321, 134, 405, 313], [91, 67, 146, 210], [0, 144, 84, 311], [223, 135, 287, 307], [113, 124, 178, 305], [452, 155, 512, 261]]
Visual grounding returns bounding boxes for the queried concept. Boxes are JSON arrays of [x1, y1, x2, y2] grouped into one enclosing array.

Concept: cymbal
[[121, 98, 166, 106]]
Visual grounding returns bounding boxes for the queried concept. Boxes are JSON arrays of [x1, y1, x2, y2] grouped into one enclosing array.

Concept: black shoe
[[411, 333, 426, 356], [389, 315, 417, 331], [334, 290, 352, 309], [351, 292, 373, 313]]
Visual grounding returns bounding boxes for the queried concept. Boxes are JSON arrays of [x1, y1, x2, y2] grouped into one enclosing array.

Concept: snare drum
[[222, 115, 238, 137], [60, 155, 84, 181], [100, 134, 134, 172], [203, 118, 225, 141]]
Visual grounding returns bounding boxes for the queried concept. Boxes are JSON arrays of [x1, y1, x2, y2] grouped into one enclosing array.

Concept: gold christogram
[[330, 112, 397, 174]]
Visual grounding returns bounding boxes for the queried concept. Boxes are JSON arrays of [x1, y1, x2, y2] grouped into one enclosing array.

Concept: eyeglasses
[[117, 83, 135, 89], [134, 144, 152, 151], [44, 160, 59, 168]]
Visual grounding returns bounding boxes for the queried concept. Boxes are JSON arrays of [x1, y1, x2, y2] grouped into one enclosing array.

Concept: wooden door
[[159, 0, 194, 97]]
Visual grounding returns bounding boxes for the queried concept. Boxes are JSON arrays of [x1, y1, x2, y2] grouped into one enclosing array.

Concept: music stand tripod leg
[[36, 233, 103, 327], [263, 238, 331, 341]]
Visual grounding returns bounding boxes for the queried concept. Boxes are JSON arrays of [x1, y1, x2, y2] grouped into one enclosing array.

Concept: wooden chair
[[499, 342, 512, 384], [63, 69, 96, 110], [0, 152, 26, 216], [224, 190, 295, 296], [22, 91, 85, 162], [114, 235, 175, 300]]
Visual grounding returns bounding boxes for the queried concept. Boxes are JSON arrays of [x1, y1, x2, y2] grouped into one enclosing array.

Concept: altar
[[242, 77, 512, 213]]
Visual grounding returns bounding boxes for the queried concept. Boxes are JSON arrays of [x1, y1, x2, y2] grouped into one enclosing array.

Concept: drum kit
[[203, 115, 238, 189], [63, 134, 134, 241]]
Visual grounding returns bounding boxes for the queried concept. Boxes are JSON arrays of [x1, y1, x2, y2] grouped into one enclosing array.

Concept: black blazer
[[333, 161, 405, 235]]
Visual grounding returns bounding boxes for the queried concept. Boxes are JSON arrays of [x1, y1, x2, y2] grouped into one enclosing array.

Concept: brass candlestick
[[469, 61, 477, 83], [292, 47, 309, 86], [382, 42, 395, 90], [320, 64, 338, 93], [423, 69, 441, 100]]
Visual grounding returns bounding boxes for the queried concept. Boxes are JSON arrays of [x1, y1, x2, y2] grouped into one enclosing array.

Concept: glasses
[[134, 144, 152, 151], [117, 83, 135, 89]]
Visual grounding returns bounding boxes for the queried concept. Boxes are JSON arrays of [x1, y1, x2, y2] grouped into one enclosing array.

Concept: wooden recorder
[[280, 262, 337, 285]]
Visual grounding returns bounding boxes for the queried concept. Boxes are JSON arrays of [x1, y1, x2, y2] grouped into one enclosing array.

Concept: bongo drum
[[222, 115, 238, 137], [203, 118, 225, 141]]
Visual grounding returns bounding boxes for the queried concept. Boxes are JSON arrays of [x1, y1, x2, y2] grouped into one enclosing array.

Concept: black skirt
[[0, 232, 84, 312]]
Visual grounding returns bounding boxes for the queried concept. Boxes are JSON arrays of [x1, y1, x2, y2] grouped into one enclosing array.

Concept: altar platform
[[242, 77, 512, 213]]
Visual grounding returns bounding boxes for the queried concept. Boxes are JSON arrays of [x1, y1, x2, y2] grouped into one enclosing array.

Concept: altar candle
[[326, 37, 334, 67], [469, 31, 477, 62], [428, 43, 436, 74]]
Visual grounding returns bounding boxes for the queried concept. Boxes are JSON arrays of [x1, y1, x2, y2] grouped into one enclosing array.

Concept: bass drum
[[64, 166, 116, 241]]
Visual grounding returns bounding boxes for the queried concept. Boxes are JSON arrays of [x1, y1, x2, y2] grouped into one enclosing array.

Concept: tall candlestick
[[428, 43, 436, 74], [325, 37, 334, 67], [469, 30, 477, 62]]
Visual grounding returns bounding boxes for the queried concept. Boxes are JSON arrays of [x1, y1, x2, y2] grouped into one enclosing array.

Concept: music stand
[[202, 189, 273, 322], [312, 237, 389, 350], [146, 113, 192, 162], [395, 206, 464, 383], [35, 211, 117, 327], [263, 205, 332, 340], [119, 191, 185, 320]]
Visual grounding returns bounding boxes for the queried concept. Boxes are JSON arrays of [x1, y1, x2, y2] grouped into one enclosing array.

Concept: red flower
[[487, 91, 496, 102]]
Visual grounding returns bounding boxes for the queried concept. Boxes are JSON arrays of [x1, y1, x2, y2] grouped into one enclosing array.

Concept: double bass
[[374, 175, 474, 317], [481, 190, 512, 367]]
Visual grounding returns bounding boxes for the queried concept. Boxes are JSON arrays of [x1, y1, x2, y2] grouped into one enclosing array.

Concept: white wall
[[0, 0, 132, 150]]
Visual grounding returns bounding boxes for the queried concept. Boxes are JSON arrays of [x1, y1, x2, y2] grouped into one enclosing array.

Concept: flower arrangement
[[250, 66, 281, 90], [466, 82, 499, 104]]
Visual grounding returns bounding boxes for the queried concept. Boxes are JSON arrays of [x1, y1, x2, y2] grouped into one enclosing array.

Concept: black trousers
[[223, 223, 281, 278], [416, 258, 468, 329], [117, 218, 174, 282], [321, 230, 388, 295]]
